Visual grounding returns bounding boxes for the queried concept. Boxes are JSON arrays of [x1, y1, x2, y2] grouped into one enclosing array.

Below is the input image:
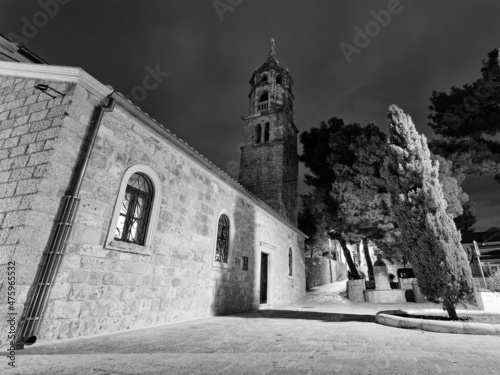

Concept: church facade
[[0, 41, 306, 348]]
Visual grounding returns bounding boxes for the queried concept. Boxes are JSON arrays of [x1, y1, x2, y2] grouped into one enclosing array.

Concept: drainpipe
[[15, 96, 116, 349]]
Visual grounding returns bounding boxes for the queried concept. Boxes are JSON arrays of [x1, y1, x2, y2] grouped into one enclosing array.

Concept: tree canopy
[[299, 116, 471, 275], [428, 48, 500, 181]]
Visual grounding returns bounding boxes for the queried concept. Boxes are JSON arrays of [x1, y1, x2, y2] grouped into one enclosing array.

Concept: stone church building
[[0, 38, 306, 348]]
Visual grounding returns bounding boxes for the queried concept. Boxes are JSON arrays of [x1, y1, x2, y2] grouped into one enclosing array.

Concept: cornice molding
[[0, 61, 113, 99]]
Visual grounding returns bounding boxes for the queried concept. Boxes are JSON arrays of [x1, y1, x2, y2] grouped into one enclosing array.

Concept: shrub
[[489, 269, 500, 292]]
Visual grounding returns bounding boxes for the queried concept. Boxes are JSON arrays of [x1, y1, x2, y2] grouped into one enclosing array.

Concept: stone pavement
[[2, 281, 500, 375]]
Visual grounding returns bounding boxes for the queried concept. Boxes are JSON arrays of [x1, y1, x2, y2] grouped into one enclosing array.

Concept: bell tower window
[[264, 122, 270, 142], [258, 91, 269, 111], [261, 74, 268, 83], [256, 124, 262, 143], [276, 74, 283, 85]]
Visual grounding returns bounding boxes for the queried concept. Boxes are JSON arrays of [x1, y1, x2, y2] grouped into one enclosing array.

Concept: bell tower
[[238, 39, 298, 225]]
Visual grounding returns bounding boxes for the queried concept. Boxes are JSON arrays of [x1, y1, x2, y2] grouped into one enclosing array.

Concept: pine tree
[[383, 105, 474, 320], [428, 49, 500, 181]]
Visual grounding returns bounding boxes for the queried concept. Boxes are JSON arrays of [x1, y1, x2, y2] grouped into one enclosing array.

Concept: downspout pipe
[[15, 96, 116, 349]]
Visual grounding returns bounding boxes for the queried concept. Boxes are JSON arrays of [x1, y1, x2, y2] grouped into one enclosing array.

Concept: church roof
[[0, 34, 48, 64]]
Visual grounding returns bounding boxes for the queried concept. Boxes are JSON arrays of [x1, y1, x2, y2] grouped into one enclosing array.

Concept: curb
[[375, 309, 500, 335]]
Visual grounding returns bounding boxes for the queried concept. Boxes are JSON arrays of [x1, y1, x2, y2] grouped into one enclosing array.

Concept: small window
[[289, 248, 293, 276], [261, 74, 268, 83], [114, 173, 153, 245], [256, 124, 262, 143], [276, 74, 283, 85], [264, 122, 270, 142], [259, 92, 268, 102], [215, 214, 230, 263]]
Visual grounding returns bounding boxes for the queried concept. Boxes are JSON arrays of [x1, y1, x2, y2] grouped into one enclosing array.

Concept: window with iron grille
[[215, 214, 230, 263], [114, 173, 153, 245], [289, 248, 293, 276]]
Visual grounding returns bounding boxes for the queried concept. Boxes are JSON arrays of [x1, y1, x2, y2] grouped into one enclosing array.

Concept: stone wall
[[0, 75, 99, 347], [0, 76, 307, 344], [305, 257, 347, 289]]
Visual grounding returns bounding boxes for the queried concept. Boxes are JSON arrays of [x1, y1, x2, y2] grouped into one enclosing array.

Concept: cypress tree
[[383, 105, 474, 320]]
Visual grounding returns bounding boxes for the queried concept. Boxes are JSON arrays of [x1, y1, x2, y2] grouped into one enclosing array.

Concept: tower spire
[[268, 38, 279, 64]]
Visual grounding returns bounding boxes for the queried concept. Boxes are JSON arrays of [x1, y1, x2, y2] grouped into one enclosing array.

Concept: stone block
[[27, 141, 45, 154], [59, 319, 81, 338], [14, 114, 30, 126], [27, 150, 52, 166], [0, 128, 13, 140], [51, 282, 71, 300], [11, 124, 30, 137], [2, 136, 19, 149], [0, 196, 22, 212], [93, 302, 110, 317], [347, 279, 366, 302], [11, 154, 29, 169], [50, 300, 82, 319], [3, 210, 28, 227], [27, 101, 48, 115], [108, 302, 124, 317], [36, 127, 60, 141], [19, 132, 37, 146], [38, 318, 62, 340], [79, 301, 97, 318], [10, 166, 34, 180], [0, 181, 16, 198]]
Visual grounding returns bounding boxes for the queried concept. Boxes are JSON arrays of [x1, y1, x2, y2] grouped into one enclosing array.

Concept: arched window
[[215, 214, 230, 263], [276, 74, 283, 85], [289, 248, 293, 276], [114, 173, 153, 245], [259, 91, 268, 102], [261, 74, 268, 83], [264, 122, 270, 142], [256, 124, 262, 143]]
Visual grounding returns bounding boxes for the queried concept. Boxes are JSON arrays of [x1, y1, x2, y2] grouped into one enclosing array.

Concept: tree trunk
[[330, 233, 359, 278], [363, 238, 374, 280], [443, 297, 459, 320]]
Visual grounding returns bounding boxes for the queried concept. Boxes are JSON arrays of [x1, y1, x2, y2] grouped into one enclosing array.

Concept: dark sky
[[1, 0, 499, 231]]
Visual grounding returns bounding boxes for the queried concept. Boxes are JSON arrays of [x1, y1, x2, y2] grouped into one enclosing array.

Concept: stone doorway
[[260, 253, 269, 304]]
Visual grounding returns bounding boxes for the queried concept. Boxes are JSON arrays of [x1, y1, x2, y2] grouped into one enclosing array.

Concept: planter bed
[[376, 309, 500, 335], [392, 311, 500, 324]]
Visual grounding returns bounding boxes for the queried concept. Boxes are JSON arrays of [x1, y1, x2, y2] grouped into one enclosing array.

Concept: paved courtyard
[[3, 281, 500, 375]]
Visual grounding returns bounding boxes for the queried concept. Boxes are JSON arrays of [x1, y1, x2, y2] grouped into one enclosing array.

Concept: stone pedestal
[[347, 279, 366, 302], [412, 283, 426, 303], [364, 289, 406, 303], [364, 265, 406, 303], [374, 266, 390, 290]]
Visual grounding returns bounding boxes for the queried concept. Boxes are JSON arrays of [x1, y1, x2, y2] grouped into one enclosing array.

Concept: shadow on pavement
[[239, 309, 376, 323]]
